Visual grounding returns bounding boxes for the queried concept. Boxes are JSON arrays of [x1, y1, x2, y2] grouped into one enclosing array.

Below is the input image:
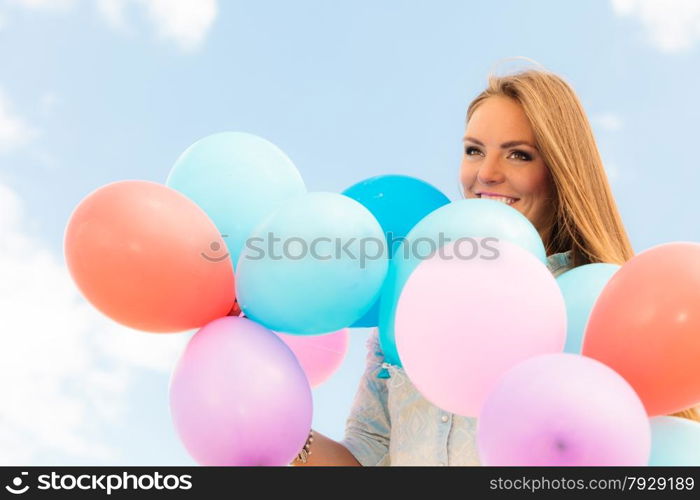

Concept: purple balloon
[[477, 353, 650, 466], [170, 316, 312, 465]]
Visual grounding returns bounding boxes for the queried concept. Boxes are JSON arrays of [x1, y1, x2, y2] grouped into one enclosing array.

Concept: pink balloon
[[477, 353, 651, 465], [395, 238, 566, 416], [169, 316, 312, 465], [275, 330, 349, 387]]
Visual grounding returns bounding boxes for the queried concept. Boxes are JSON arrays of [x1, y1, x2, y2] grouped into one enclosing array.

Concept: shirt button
[[441, 414, 449, 423]]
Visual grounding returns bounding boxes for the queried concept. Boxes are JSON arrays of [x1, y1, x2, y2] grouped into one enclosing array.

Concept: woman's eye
[[508, 150, 532, 161], [465, 146, 483, 156]]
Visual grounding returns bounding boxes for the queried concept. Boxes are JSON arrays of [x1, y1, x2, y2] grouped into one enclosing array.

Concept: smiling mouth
[[476, 193, 519, 206], [201, 253, 230, 262]]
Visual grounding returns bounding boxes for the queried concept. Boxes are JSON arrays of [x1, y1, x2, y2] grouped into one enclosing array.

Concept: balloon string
[[378, 362, 406, 389]]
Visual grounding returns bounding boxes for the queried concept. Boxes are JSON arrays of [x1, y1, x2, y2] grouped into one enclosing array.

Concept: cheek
[[517, 165, 552, 199], [459, 160, 475, 188]]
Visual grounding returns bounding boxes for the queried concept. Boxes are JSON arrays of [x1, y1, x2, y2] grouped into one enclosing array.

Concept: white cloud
[[593, 112, 624, 132], [97, 0, 218, 51], [0, 182, 191, 464], [0, 89, 36, 153], [96, 0, 129, 31], [611, 0, 700, 52], [8, 0, 77, 10], [141, 0, 217, 52], [8, 0, 218, 52]]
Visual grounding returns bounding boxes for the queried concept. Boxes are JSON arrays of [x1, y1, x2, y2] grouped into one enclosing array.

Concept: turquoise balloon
[[236, 192, 388, 334], [342, 175, 450, 327], [378, 198, 547, 366], [556, 263, 620, 354], [649, 416, 700, 466], [166, 132, 306, 269]]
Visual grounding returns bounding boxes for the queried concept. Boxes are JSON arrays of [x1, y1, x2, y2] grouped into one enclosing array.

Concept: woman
[[292, 68, 699, 466]]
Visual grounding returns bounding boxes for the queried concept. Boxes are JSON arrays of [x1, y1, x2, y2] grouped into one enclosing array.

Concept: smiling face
[[460, 95, 556, 246]]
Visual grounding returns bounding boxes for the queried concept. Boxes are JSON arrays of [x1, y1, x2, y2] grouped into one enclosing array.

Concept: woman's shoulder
[[366, 328, 383, 356]]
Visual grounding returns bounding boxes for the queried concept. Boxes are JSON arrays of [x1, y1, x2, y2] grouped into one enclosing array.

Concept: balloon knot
[[377, 362, 392, 379]]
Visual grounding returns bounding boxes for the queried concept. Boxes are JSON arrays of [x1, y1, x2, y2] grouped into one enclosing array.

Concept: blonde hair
[[467, 69, 633, 267], [467, 68, 699, 423]]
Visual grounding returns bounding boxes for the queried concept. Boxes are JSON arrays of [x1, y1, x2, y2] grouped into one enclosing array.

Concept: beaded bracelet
[[294, 430, 314, 464]]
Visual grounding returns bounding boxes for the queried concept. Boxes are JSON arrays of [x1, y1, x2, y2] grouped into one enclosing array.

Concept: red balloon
[[582, 242, 700, 416], [65, 181, 235, 332]]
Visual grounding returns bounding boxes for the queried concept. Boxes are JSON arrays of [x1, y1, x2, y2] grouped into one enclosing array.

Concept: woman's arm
[[291, 430, 361, 466], [290, 329, 391, 466]]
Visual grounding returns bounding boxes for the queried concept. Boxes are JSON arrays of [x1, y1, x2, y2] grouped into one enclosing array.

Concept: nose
[[477, 155, 506, 185]]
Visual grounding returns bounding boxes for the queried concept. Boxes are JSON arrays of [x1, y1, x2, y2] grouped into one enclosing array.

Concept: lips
[[476, 191, 519, 200], [476, 192, 520, 205]]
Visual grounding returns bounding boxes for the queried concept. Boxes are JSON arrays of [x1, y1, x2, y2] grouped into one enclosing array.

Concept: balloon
[[64, 181, 235, 333], [275, 329, 349, 387], [166, 132, 306, 269], [395, 238, 565, 416], [582, 242, 700, 416], [343, 175, 450, 327], [649, 416, 700, 466], [556, 263, 620, 354], [236, 192, 388, 334], [351, 300, 381, 330], [477, 353, 651, 466], [379, 198, 547, 366], [169, 316, 313, 466]]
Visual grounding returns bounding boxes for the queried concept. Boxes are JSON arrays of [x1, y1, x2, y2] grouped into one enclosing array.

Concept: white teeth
[[479, 194, 517, 205]]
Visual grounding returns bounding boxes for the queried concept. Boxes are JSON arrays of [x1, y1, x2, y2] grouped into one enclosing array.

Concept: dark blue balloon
[[342, 175, 450, 327]]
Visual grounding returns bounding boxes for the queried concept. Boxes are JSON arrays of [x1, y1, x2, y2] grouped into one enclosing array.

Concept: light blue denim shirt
[[341, 250, 574, 466]]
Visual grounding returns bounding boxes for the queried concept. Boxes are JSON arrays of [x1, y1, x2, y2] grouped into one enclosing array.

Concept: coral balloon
[[170, 317, 313, 466], [395, 238, 566, 417], [64, 181, 235, 332], [582, 242, 700, 416], [275, 329, 349, 387], [477, 353, 651, 466]]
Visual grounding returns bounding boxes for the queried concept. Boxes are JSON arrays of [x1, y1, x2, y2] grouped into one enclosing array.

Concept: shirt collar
[[546, 249, 573, 275]]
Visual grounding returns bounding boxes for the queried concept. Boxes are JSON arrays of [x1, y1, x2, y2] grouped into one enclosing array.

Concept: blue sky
[[0, 0, 699, 465]]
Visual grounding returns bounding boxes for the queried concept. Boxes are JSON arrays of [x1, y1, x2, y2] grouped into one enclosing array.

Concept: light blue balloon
[[236, 192, 388, 334], [378, 198, 547, 366], [556, 263, 620, 354], [649, 416, 700, 466], [342, 175, 450, 327], [166, 132, 306, 269]]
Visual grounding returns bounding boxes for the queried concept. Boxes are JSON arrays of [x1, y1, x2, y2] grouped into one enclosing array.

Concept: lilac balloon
[[477, 353, 651, 466], [169, 316, 312, 465]]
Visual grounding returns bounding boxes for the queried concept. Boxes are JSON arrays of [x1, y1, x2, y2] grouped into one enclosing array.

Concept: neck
[[540, 227, 553, 255]]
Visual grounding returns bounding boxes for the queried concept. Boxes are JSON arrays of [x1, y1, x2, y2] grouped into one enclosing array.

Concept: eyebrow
[[463, 136, 538, 150]]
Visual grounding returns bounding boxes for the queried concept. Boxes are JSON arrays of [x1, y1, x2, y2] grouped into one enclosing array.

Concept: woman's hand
[[290, 430, 362, 466]]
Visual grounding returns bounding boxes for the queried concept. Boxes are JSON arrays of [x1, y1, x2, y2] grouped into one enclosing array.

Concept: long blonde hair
[[467, 68, 699, 423], [468, 70, 633, 267]]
